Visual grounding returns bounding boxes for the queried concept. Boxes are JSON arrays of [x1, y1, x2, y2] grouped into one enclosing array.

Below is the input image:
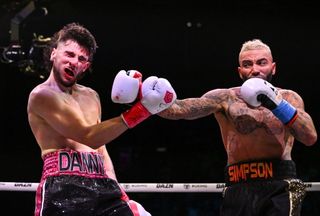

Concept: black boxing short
[[34, 149, 147, 216], [220, 159, 306, 216]]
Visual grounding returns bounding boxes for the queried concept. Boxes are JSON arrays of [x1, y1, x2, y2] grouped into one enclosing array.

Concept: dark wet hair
[[43, 22, 98, 73]]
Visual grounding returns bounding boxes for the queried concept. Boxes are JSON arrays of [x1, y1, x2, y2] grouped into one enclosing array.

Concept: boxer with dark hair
[[27, 22, 176, 216]]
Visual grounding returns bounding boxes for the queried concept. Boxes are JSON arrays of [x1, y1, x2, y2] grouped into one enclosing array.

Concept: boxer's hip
[[224, 158, 297, 186], [41, 149, 107, 179]]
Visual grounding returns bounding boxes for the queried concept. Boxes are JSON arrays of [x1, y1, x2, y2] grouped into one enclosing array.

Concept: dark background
[[0, 0, 319, 215]]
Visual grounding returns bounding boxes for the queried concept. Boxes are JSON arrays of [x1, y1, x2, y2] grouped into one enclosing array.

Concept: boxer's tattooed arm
[[281, 90, 317, 145], [288, 110, 317, 145], [158, 89, 229, 120], [158, 98, 212, 119]]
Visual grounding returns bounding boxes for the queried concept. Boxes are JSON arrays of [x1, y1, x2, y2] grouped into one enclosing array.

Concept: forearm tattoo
[[160, 93, 225, 120]]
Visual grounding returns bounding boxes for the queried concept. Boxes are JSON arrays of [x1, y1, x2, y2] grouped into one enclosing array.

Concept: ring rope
[[1, 182, 320, 192]]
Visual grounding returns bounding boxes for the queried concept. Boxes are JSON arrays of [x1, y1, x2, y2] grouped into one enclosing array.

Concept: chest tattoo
[[228, 103, 284, 135]]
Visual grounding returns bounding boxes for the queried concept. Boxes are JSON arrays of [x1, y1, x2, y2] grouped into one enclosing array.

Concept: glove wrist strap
[[121, 101, 151, 128], [272, 100, 298, 126]]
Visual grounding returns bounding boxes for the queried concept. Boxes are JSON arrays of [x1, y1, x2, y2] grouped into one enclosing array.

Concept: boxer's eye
[[242, 61, 253, 68]]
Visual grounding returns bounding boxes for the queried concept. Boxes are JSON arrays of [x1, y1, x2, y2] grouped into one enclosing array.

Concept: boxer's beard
[[76, 71, 87, 81], [242, 72, 273, 83], [53, 66, 76, 87]]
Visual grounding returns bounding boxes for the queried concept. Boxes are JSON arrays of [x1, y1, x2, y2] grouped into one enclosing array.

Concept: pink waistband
[[41, 149, 107, 179]]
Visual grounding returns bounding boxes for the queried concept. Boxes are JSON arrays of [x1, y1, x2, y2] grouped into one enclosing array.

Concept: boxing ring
[[1, 181, 320, 192]]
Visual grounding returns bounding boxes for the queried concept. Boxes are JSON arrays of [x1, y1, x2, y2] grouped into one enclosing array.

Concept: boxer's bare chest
[[227, 97, 284, 135], [63, 91, 99, 125]]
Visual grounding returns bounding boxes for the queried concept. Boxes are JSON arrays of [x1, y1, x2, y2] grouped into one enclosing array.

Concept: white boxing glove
[[111, 70, 142, 104], [141, 76, 177, 114], [240, 78, 298, 126], [240, 77, 280, 108], [121, 76, 177, 128]]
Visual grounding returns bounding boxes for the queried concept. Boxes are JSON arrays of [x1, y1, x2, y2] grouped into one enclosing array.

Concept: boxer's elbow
[[303, 130, 317, 146]]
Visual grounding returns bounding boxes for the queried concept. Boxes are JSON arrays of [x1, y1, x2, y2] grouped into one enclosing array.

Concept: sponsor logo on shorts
[[228, 161, 273, 183]]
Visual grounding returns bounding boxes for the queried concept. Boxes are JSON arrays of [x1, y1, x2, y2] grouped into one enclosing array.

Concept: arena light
[[10, 1, 36, 42], [1, 0, 50, 79]]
